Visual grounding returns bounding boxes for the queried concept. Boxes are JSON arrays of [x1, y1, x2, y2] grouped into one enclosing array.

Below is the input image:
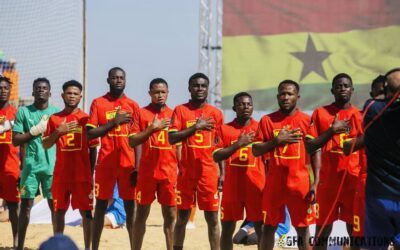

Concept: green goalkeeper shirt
[[13, 104, 59, 174]]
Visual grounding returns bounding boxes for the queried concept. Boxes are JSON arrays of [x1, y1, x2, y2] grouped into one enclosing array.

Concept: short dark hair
[[108, 67, 126, 77], [62, 80, 82, 92], [0, 76, 11, 86], [385, 68, 400, 78], [278, 79, 300, 92], [332, 73, 352, 86], [188, 73, 209, 85], [33, 77, 51, 90], [149, 78, 168, 90], [233, 92, 252, 104], [372, 75, 386, 86]]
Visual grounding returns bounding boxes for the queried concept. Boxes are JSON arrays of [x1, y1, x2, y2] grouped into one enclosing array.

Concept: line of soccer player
[[0, 67, 398, 250]]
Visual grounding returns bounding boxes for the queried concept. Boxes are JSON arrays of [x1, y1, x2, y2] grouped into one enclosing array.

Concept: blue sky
[[87, 1, 200, 107]]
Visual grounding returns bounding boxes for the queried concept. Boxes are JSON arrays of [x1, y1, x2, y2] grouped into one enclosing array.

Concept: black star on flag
[[291, 34, 331, 82]]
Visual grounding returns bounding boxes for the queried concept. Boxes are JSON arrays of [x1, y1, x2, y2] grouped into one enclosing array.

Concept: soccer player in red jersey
[[87, 67, 140, 250], [168, 73, 223, 250], [129, 78, 178, 250], [306, 73, 362, 250], [344, 137, 366, 248], [0, 76, 19, 248], [213, 92, 265, 250], [42, 80, 98, 250], [253, 80, 317, 250]]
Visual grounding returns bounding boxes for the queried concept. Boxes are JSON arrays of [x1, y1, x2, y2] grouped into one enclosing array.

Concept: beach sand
[[0, 204, 256, 250]]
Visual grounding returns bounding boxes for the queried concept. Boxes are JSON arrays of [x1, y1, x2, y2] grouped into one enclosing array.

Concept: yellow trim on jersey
[[305, 134, 315, 140], [212, 148, 223, 155], [168, 129, 178, 132], [86, 123, 97, 129], [128, 133, 137, 137]]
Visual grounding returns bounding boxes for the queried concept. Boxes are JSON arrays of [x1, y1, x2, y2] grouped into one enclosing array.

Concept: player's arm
[[218, 161, 225, 191], [306, 114, 350, 153], [42, 119, 79, 149], [253, 126, 302, 156], [131, 145, 141, 187], [343, 135, 364, 156], [87, 108, 132, 140], [213, 131, 255, 162], [19, 144, 25, 171], [168, 115, 215, 145], [307, 150, 321, 202], [129, 114, 170, 147], [89, 147, 97, 175], [12, 132, 33, 146]]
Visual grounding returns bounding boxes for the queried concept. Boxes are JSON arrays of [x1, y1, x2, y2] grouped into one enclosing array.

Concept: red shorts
[[135, 174, 176, 206], [95, 166, 135, 200], [52, 182, 93, 211], [221, 182, 263, 222], [263, 188, 315, 227], [352, 178, 366, 236], [316, 174, 357, 226], [176, 174, 219, 212], [0, 173, 20, 202]]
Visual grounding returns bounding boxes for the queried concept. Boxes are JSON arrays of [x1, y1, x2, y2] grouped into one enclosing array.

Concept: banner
[[222, 0, 400, 110]]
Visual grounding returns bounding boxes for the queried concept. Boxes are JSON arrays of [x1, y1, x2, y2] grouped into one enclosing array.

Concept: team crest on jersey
[[214, 191, 219, 200], [19, 185, 26, 196], [88, 193, 93, 199]]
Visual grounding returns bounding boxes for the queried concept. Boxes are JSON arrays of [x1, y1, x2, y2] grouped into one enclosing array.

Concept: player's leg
[[17, 171, 39, 250], [173, 208, 191, 250], [1, 174, 20, 248], [220, 221, 236, 250], [117, 167, 137, 249], [79, 210, 92, 250], [260, 187, 286, 250], [72, 182, 93, 250], [295, 226, 311, 250], [314, 224, 332, 250], [41, 173, 55, 233], [204, 210, 220, 250], [314, 188, 336, 250], [47, 199, 55, 233], [158, 179, 178, 250], [92, 199, 108, 250], [220, 200, 244, 250], [132, 204, 151, 250], [16, 198, 34, 250], [254, 221, 263, 247], [92, 166, 118, 250], [260, 225, 278, 250], [162, 205, 177, 250], [124, 199, 136, 249], [54, 209, 67, 233], [174, 175, 196, 250], [198, 172, 220, 250], [132, 172, 158, 250], [6, 201, 18, 248]]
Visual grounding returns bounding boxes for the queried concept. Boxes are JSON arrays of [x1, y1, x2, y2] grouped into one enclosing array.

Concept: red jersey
[[87, 93, 139, 169], [254, 109, 311, 193], [0, 105, 19, 176], [215, 118, 265, 201], [44, 109, 99, 183], [169, 102, 223, 177], [307, 103, 362, 183], [131, 104, 177, 180]]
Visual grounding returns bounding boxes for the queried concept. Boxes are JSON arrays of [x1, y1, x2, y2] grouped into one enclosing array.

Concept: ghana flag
[[222, 0, 400, 110]]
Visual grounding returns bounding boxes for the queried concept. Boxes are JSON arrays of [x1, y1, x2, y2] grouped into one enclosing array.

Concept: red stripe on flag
[[223, 0, 400, 36]]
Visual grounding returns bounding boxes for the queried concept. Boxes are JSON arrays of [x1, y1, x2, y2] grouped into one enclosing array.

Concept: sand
[[0, 204, 255, 250]]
